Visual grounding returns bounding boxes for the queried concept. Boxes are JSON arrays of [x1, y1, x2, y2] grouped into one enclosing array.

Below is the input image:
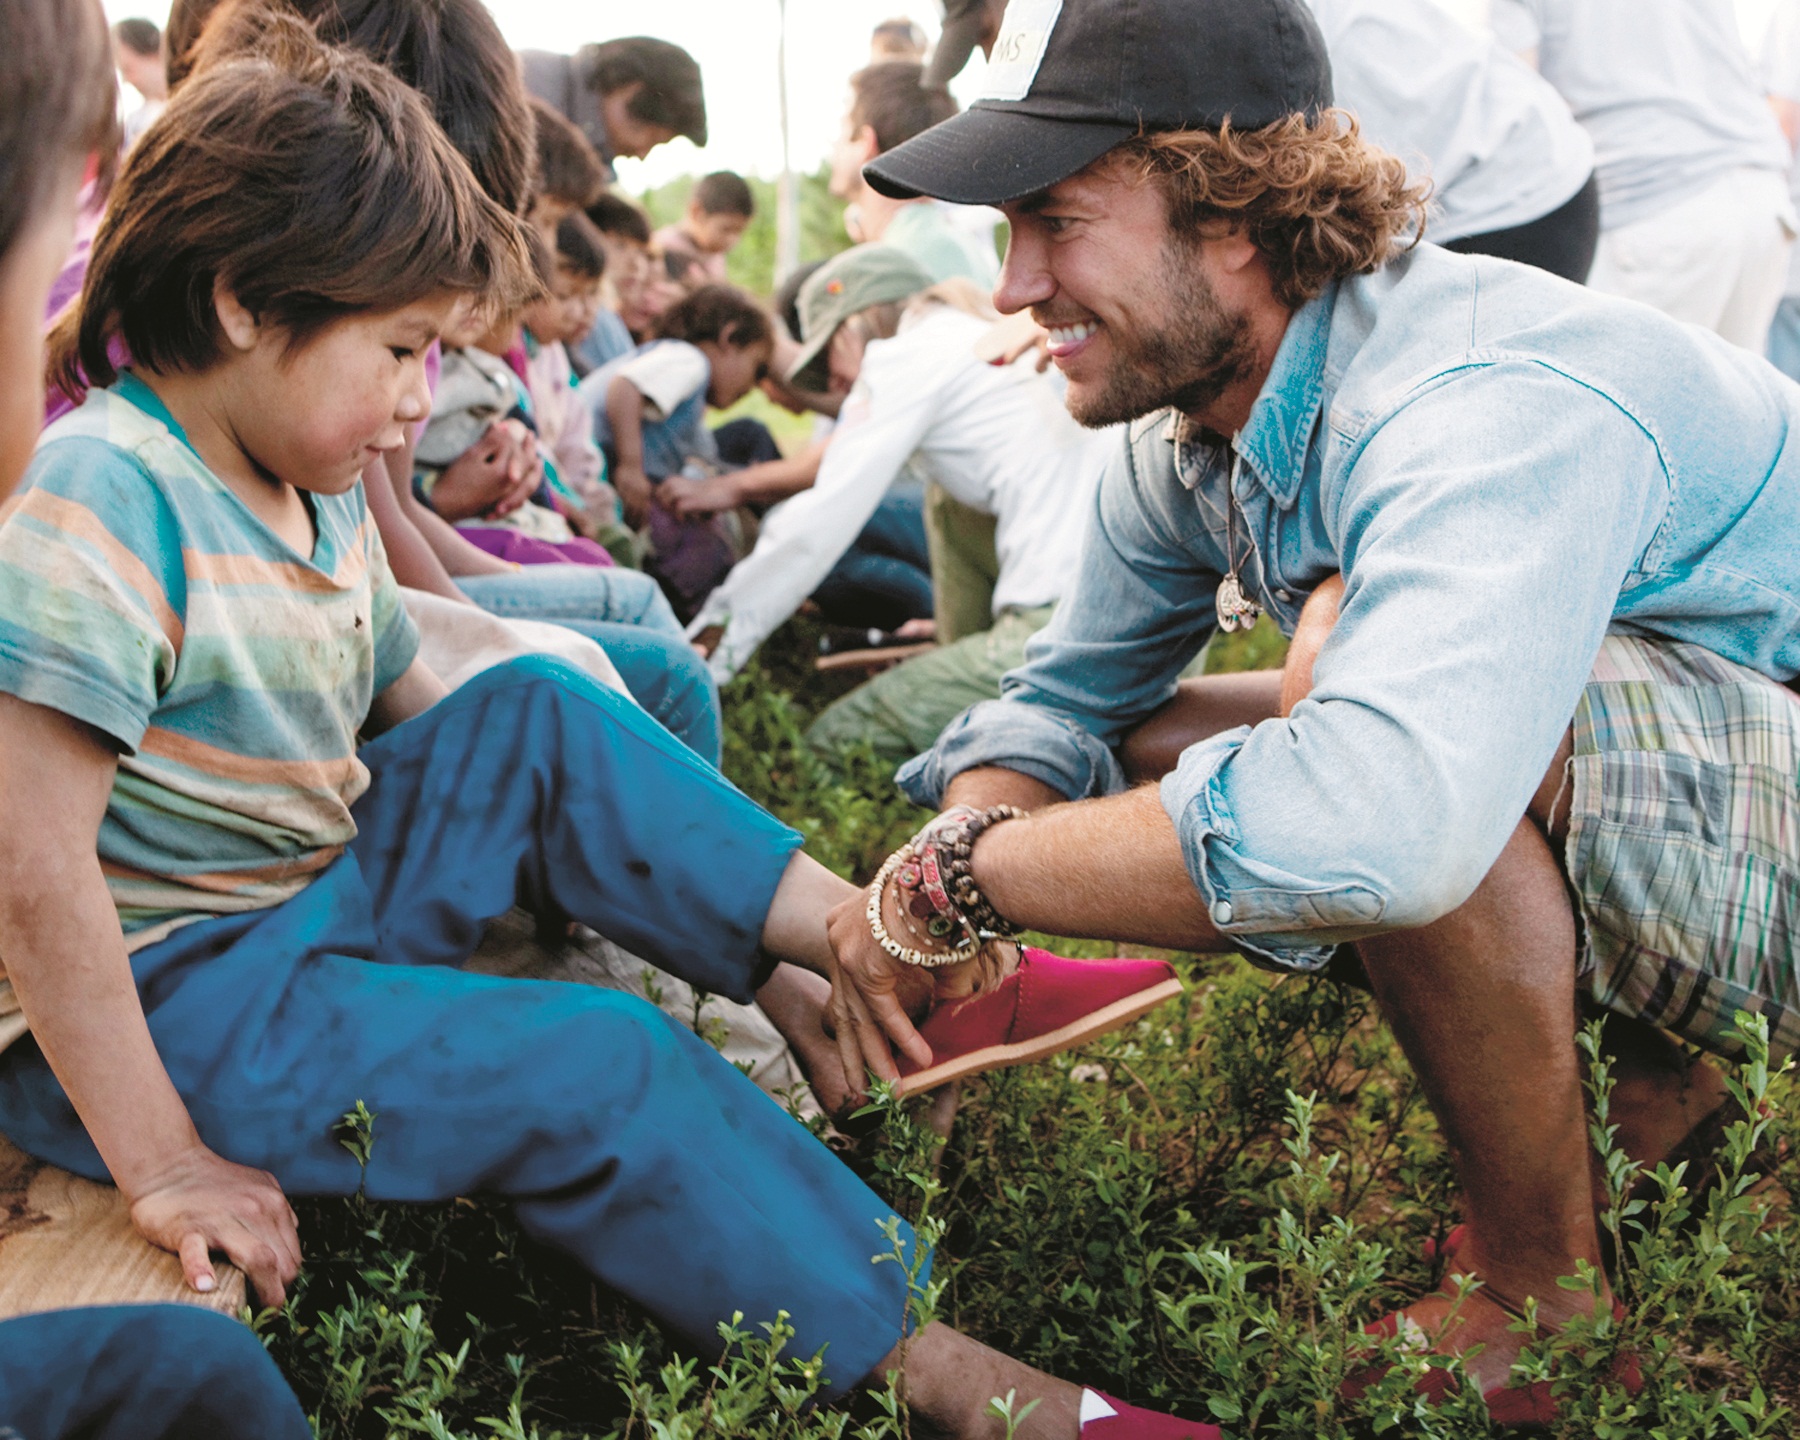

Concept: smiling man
[[820, 0, 1800, 1420]]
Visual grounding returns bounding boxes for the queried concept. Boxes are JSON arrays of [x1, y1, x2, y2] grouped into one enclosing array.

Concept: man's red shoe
[[1079, 1389, 1221, 1437], [894, 948, 1183, 1095]]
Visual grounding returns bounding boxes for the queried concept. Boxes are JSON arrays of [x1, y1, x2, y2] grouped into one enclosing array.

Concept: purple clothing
[[458, 526, 614, 568]]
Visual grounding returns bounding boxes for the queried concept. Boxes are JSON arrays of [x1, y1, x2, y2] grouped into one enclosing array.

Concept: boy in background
[[653, 170, 756, 285], [575, 191, 658, 370], [528, 95, 607, 235]]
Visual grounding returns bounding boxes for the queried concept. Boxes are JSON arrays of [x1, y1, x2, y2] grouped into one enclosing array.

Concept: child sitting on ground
[[652, 170, 756, 286], [573, 191, 658, 372], [519, 212, 635, 560], [0, 0, 313, 1425], [416, 256, 616, 570], [0, 31, 1196, 1437], [580, 284, 777, 618]]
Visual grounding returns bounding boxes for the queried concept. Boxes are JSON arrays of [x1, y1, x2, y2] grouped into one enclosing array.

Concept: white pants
[[402, 587, 629, 696], [1590, 167, 1795, 351]]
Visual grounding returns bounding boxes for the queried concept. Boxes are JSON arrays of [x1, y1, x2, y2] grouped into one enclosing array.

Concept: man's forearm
[[732, 437, 827, 504], [0, 864, 204, 1197], [942, 766, 1069, 814], [967, 785, 1225, 951]]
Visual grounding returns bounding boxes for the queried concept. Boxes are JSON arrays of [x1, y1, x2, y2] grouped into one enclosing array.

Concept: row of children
[[0, 0, 1198, 1435]]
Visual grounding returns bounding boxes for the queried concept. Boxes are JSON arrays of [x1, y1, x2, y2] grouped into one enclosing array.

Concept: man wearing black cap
[[823, 0, 1800, 1421]]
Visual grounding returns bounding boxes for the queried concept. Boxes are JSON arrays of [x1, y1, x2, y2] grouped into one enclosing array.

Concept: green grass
[[256, 618, 1800, 1438]]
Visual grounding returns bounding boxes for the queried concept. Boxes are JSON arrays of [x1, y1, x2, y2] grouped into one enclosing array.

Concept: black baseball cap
[[866, 0, 1334, 207]]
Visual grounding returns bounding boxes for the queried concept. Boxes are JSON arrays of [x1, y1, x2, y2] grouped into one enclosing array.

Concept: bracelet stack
[[865, 805, 1027, 968]]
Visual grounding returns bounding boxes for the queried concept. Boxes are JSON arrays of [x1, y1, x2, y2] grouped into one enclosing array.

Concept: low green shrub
[[252, 620, 1797, 1438]]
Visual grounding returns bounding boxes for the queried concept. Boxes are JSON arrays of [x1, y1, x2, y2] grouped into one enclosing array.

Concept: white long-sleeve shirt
[[692, 305, 1115, 680]]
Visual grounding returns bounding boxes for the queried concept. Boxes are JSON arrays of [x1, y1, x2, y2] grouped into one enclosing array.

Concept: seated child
[[416, 282, 616, 569], [0, 3, 312, 1437], [525, 95, 605, 236], [652, 169, 755, 286], [572, 190, 655, 372], [0, 31, 1197, 1439], [520, 212, 636, 560], [579, 285, 776, 619]]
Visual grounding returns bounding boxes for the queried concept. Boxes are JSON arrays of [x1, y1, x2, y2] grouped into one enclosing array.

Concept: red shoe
[[1080, 1389, 1221, 1438], [894, 948, 1184, 1096]]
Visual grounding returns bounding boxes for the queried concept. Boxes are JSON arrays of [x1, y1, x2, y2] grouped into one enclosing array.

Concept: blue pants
[[0, 1305, 308, 1439], [0, 662, 914, 1397], [458, 566, 722, 765], [814, 485, 934, 632]]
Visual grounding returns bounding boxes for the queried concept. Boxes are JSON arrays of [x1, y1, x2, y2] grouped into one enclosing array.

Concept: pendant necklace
[[1215, 440, 1262, 633]]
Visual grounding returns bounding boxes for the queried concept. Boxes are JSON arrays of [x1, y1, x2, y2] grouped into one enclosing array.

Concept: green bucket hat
[[787, 244, 934, 390]]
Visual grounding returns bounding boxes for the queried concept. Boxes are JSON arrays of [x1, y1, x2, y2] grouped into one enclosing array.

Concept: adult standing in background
[[1760, 0, 1800, 377], [113, 17, 169, 147], [1306, 0, 1598, 282], [1493, 0, 1793, 346], [519, 38, 706, 180]]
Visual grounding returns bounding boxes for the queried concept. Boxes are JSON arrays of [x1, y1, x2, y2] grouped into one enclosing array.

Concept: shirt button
[[1274, 589, 1291, 602], [1211, 899, 1234, 926]]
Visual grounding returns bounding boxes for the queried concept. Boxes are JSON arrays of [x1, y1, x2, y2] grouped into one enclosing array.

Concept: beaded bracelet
[[865, 805, 1027, 967], [866, 848, 981, 967]]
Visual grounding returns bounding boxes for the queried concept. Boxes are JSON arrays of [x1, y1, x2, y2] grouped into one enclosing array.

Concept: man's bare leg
[[1355, 817, 1606, 1389], [1119, 671, 1284, 783]]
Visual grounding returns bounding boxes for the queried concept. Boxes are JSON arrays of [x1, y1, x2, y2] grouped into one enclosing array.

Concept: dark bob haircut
[[655, 285, 773, 350], [49, 13, 534, 399]]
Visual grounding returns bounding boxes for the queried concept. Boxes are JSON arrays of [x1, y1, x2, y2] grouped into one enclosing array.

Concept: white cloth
[[1587, 166, 1793, 348], [403, 588, 629, 696], [690, 306, 1114, 681], [1492, 0, 1790, 230], [1305, 0, 1592, 242], [1760, 0, 1800, 296], [590, 339, 709, 422]]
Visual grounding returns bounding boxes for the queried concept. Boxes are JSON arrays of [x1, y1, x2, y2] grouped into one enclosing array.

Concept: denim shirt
[[898, 243, 1800, 971]]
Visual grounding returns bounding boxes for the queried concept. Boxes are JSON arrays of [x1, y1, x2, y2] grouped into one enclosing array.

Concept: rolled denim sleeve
[[897, 427, 1224, 806], [1162, 364, 1669, 968]]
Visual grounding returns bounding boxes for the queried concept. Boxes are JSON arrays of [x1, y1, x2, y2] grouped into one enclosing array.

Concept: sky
[[102, 0, 1785, 193]]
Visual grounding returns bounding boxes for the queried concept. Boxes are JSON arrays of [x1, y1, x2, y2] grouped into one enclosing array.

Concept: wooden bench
[[0, 1133, 244, 1321]]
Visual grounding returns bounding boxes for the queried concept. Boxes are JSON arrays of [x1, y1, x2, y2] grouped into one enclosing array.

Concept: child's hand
[[431, 421, 523, 521], [486, 419, 543, 519], [613, 464, 653, 527], [128, 1143, 302, 1308], [659, 473, 741, 517]]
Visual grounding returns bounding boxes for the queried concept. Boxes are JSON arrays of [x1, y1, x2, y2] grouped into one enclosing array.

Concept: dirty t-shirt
[[0, 373, 417, 1042]]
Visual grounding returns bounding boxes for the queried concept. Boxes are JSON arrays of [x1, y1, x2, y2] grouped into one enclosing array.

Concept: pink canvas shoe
[[1079, 1389, 1222, 1438], [894, 948, 1184, 1095]]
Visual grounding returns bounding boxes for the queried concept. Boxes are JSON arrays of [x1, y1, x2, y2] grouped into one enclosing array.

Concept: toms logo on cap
[[978, 0, 1063, 103]]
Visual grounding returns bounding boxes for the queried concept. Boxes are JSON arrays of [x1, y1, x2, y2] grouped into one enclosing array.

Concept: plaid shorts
[[1568, 635, 1800, 1060]]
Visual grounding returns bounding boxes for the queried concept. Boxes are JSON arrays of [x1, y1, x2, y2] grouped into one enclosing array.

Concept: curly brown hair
[[1117, 111, 1430, 309]]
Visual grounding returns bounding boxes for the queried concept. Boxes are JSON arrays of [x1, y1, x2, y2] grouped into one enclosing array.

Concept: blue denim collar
[[1233, 280, 1336, 509]]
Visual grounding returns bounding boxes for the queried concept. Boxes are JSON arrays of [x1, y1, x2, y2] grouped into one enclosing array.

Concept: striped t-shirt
[[0, 372, 419, 952]]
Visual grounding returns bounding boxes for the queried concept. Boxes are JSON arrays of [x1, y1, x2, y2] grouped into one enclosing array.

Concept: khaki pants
[[923, 484, 999, 644]]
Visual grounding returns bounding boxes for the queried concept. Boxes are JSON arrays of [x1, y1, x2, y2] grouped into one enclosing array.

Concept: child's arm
[[0, 695, 301, 1305], [364, 657, 449, 737], [604, 376, 654, 525]]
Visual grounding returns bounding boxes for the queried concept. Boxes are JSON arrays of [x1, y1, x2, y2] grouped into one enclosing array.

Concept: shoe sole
[[896, 976, 1185, 1096]]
